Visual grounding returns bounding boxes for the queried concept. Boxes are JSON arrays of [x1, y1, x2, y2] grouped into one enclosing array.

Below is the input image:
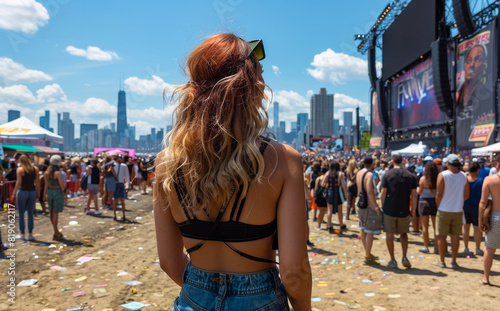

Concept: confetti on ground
[[362, 279, 373, 283], [126, 281, 143, 286], [94, 288, 107, 294], [388, 294, 401, 298], [75, 276, 87, 282], [72, 291, 85, 297], [333, 300, 347, 305], [311, 297, 322, 302], [431, 287, 440, 290], [325, 292, 335, 296], [121, 302, 150, 310], [61, 288, 71, 292], [365, 292, 375, 297]]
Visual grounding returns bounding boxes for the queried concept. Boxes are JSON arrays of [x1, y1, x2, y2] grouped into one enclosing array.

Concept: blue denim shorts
[[172, 262, 290, 311], [104, 176, 116, 192]]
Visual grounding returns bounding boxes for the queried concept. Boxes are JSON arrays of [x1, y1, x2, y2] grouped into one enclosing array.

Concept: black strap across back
[[174, 137, 278, 264]]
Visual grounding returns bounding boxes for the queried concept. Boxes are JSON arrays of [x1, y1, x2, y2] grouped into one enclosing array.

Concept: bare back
[[162, 139, 307, 273], [482, 173, 500, 212]]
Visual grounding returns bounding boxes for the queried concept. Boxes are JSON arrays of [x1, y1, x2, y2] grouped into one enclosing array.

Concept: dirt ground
[[0, 190, 499, 311]]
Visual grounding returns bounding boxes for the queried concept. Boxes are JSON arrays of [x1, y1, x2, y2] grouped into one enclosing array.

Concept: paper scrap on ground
[[117, 271, 129, 276], [365, 292, 375, 297], [72, 291, 85, 297], [388, 294, 401, 298], [311, 297, 321, 302], [126, 281, 143, 286], [76, 256, 94, 263], [17, 279, 38, 286], [121, 302, 150, 310]]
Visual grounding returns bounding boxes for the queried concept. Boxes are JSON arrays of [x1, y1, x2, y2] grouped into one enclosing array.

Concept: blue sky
[[0, 0, 388, 138]]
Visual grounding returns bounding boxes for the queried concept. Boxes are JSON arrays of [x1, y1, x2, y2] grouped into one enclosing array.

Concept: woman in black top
[[153, 34, 311, 310], [322, 161, 348, 233], [10, 155, 40, 241]]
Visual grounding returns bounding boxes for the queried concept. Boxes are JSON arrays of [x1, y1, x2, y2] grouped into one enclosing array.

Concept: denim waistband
[[183, 262, 282, 296], [491, 212, 500, 216]]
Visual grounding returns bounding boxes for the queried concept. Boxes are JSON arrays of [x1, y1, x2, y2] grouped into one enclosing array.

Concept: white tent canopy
[[391, 141, 427, 156], [0, 116, 63, 144], [471, 142, 500, 156]]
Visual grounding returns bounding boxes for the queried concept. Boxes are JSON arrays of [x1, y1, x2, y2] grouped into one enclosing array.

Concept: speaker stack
[[431, 37, 454, 118], [452, 0, 475, 37]]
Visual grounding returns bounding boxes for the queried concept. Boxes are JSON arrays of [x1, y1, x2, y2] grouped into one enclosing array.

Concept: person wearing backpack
[[356, 156, 381, 265], [314, 166, 329, 229]]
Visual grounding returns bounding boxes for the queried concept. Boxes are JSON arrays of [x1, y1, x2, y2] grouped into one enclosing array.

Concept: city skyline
[[0, 0, 385, 139]]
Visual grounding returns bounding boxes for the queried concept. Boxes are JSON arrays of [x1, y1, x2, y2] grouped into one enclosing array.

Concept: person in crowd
[[479, 155, 500, 285], [5, 161, 17, 181], [314, 166, 329, 230], [309, 163, 321, 222], [69, 157, 81, 196], [417, 162, 439, 254], [44, 155, 65, 240], [134, 157, 142, 190], [433, 158, 444, 172], [139, 158, 148, 194], [356, 156, 381, 265], [380, 154, 417, 268], [153, 34, 311, 310], [462, 162, 484, 255], [125, 156, 135, 190], [59, 164, 68, 206], [84, 158, 101, 214], [102, 157, 117, 212], [321, 161, 347, 233], [113, 156, 130, 221], [489, 158, 498, 176], [478, 157, 490, 179], [38, 158, 50, 216], [10, 155, 40, 241], [433, 154, 469, 268], [345, 159, 358, 219]]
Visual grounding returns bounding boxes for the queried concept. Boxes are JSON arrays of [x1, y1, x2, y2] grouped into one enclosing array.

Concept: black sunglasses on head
[[248, 39, 265, 61]]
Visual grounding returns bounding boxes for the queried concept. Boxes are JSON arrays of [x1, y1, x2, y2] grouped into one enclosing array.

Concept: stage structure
[[356, 0, 500, 152]]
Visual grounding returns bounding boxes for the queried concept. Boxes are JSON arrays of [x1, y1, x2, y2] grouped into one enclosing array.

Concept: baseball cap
[[50, 155, 62, 166], [446, 154, 461, 167], [433, 158, 442, 165], [424, 156, 433, 162]]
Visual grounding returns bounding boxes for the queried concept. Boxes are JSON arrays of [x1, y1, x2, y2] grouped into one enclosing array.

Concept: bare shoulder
[[271, 141, 302, 175]]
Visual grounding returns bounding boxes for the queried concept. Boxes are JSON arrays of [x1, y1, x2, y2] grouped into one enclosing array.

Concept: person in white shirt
[[112, 156, 130, 221], [433, 154, 470, 268]]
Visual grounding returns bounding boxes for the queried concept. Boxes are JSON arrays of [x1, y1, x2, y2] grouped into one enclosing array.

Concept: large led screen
[[370, 90, 384, 148], [390, 56, 446, 129], [456, 23, 497, 149], [382, 0, 439, 81]]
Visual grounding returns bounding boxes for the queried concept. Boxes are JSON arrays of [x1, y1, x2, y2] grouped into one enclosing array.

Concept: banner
[[390, 56, 447, 129], [456, 23, 496, 149], [309, 137, 343, 153], [370, 91, 384, 148], [360, 131, 371, 151]]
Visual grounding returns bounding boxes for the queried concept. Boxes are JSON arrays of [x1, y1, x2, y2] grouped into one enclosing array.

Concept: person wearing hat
[[44, 155, 65, 240], [433, 158, 444, 172], [69, 157, 81, 197], [433, 154, 469, 268]]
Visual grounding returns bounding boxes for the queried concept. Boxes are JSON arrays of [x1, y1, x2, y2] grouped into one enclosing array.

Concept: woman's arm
[[277, 145, 311, 311], [417, 176, 425, 195], [10, 167, 23, 202], [340, 172, 347, 199], [43, 175, 49, 198], [153, 154, 188, 287], [56, 171, 65, 193], [35, 167, 40, 201]]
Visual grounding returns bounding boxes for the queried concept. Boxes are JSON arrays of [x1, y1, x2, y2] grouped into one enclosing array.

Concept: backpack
[[80, 175, 88, 191], [356, 171, 369, 209]]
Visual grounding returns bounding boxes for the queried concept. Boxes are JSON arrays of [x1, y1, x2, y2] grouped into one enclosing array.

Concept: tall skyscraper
[[334, 119, 340, 136], [279, 121, 286, 142], [80, 124, 98, 138], [273, 101, 279, 137], [343, 111, 353, 128], [297, 113, 309, 133], [8, 110, 20, 122], [117, 89, 128, 137], [57, 113, 61, 135], [61, 112, 75, 151], [310, 88, 334, 137]]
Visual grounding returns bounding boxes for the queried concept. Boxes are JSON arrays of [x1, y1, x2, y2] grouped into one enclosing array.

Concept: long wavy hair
[[155, 33, 271, 213], [345, 159, 358, 178], [19, 155, 33, 175], [423, 162, 438, 189]]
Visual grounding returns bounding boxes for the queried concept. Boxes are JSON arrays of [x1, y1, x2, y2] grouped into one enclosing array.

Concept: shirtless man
[[356, 156, 381, 265], [479, 157, 500, 285]]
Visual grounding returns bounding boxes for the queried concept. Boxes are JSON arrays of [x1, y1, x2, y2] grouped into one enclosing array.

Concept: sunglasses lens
[[249, 40, 265, 61]]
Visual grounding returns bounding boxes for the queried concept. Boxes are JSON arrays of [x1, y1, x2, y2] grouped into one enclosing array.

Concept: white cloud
[[125, 75, 175, 96], [272, 65, 281, 75], [36, 83, 67, 103], [0, 57, 53, 84], [307, 49, 382, 84], [0, 0, 49, 34], [0, 84, 36, 103], [265, 90, 310, 130], [334, 93, 369, 126], [66, 45, 119, 61]]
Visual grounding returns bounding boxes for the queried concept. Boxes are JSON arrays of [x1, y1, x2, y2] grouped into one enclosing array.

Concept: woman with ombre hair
[[10, 155, 40, 241], [154, 33, 311, 310]]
